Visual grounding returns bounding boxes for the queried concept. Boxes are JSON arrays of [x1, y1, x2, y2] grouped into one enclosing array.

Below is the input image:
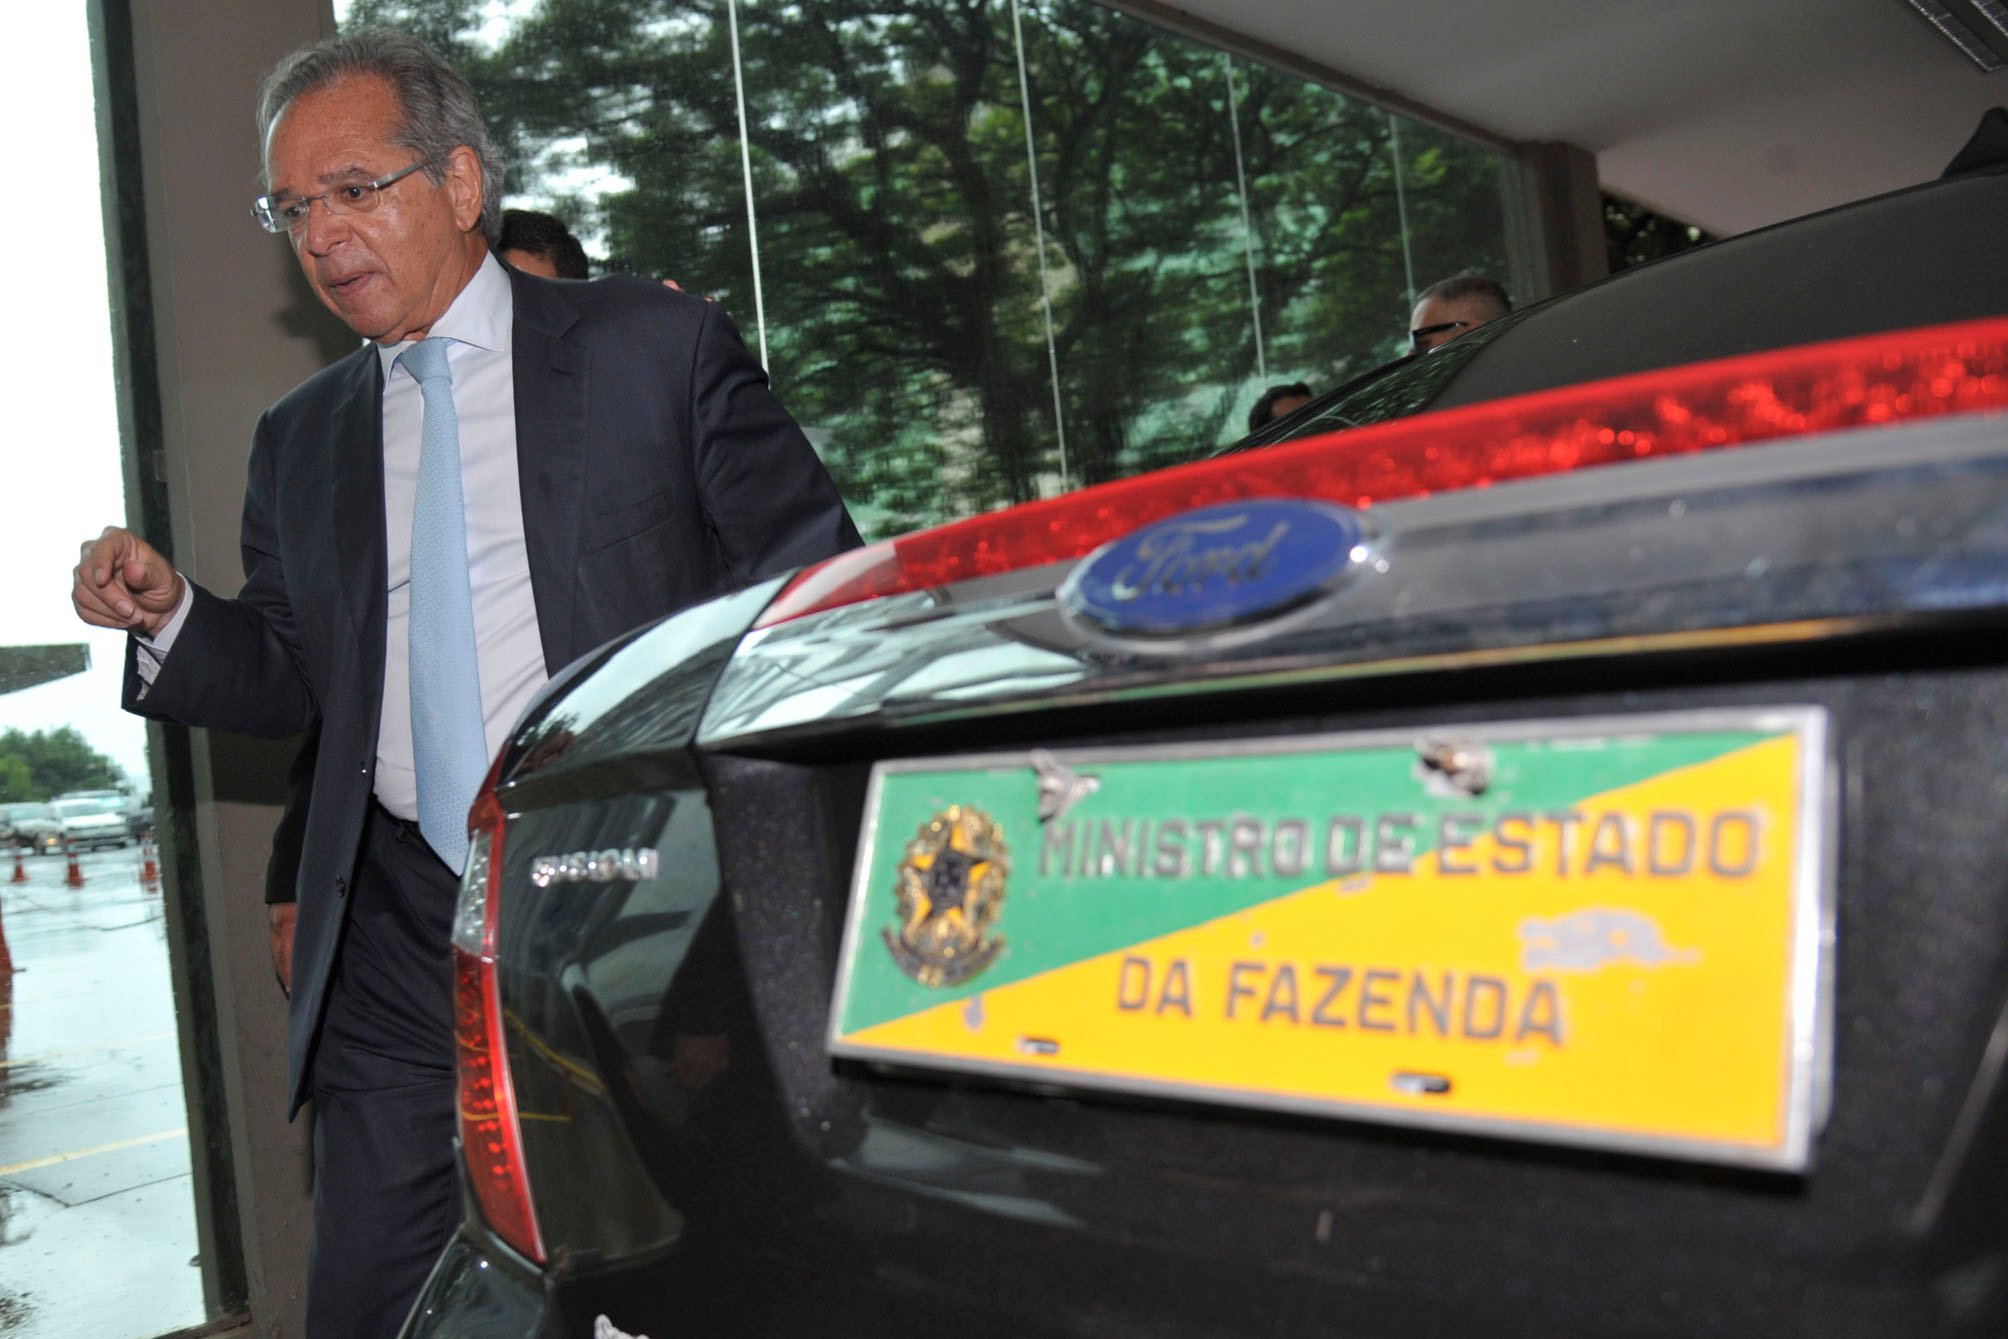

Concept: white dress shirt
[[138, 252, 550, 822]]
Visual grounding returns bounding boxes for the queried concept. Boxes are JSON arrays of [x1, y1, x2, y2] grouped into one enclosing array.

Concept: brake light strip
[[452, 767, 547, 1265], [756, 316, 2008, 628]]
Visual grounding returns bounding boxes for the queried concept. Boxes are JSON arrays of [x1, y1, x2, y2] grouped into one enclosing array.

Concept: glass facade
[[344, 0, 1517, 538]]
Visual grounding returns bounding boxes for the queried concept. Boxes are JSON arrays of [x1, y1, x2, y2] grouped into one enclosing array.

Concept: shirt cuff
[[132, 580, 195, 689]]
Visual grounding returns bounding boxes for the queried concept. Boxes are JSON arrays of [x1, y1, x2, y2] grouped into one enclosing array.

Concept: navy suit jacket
[[126, 267, 860, 1112]]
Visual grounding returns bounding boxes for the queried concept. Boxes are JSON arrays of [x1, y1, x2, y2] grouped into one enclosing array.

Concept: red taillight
[[755, 316, 2008, 627], [452, 764, 546, 1264]]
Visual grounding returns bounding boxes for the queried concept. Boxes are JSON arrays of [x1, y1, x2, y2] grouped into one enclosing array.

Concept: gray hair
[[257, 27, 505, 245]]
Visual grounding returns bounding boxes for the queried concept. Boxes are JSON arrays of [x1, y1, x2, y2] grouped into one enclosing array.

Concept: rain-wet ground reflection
[[0, 845, 204, 1337]]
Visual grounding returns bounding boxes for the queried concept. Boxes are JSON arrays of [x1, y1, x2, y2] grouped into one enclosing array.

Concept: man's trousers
[[305, 806, 461, 1338]]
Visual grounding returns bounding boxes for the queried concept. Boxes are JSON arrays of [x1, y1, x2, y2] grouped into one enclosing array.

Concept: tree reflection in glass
[[345, 0, 1513, 537]]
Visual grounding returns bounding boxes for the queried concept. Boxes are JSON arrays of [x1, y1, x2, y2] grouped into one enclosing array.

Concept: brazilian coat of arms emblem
[[884, 805, 1009, 987]]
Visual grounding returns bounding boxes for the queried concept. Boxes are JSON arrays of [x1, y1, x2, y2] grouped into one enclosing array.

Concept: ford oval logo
[[1060, 499, 1371, 638]]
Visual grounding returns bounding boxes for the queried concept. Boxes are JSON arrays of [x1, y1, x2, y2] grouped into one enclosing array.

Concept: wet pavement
[[0, 844, 206, 1337]]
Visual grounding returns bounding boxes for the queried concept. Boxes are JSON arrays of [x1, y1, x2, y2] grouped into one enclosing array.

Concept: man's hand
[[73, 527, 185, 637], [269, 902, 297, 997]]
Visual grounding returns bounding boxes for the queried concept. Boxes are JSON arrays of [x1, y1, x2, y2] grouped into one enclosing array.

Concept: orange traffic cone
[[8, 847, 24, 884], [140, 835, 160, 891], [0, 889, 13, 975], [64, 843, 84, 889]]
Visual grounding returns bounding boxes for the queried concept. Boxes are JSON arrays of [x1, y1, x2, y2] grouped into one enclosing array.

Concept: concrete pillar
[[92, 0, 346, 1332], [1512, 140, 1610, 301]]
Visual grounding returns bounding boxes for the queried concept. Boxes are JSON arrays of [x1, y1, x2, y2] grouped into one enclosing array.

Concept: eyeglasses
[[1409, 320, 1472, 351], [251, 160, 432, 235]]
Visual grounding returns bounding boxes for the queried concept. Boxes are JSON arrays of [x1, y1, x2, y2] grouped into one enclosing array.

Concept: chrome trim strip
[[699, 415, 2008, 749]]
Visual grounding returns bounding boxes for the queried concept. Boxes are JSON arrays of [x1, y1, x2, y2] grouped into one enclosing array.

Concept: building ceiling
[[1152, 0, 2008, 236]]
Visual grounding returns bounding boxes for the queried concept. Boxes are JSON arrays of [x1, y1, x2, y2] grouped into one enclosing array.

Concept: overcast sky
[[0, 7, 148, 788]]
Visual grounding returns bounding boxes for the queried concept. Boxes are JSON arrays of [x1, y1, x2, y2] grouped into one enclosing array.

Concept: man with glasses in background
[[1409, 273, 1512, 352], [70, 27, 858, 1336]]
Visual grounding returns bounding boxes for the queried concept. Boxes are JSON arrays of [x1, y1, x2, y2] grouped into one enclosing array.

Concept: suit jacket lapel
[[510, 271, 591, 673], [328, 348, 387, 687]]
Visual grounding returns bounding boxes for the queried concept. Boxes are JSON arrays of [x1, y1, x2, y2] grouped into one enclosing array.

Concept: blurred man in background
[[1248, 381, 1313, 433], [1410, 273, 1511, 352], [497, 206, 589, 279]]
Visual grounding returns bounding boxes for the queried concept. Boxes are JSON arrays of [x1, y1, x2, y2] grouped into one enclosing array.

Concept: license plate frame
[[828, 707, 1833, 1170]]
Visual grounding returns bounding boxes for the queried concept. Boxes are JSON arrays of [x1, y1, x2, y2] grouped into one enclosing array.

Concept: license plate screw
[[1414, 738, 1494, 797]]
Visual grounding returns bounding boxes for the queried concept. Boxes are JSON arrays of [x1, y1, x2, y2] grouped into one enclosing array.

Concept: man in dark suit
[[71, 28, 858, 1337]]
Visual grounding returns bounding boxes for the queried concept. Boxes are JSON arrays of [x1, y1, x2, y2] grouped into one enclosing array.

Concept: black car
[[406, 161, 2008, 1337]]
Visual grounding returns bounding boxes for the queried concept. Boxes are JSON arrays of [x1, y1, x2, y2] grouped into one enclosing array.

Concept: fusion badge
[[1060, 498, 1371, 638], [886, 805, 1009, 987], [529, 848, 661, 888]]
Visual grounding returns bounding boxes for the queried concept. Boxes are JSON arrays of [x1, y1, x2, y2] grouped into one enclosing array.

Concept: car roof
[[1433, 166, 2008, 409], [1248, 165, 2008, 451]]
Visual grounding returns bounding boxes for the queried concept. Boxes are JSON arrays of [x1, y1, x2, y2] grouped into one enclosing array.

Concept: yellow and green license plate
[[829, 708, 1832, 1169]]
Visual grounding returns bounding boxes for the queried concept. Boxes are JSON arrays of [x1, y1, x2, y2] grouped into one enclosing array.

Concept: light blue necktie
[[398, 337, 486, 875]]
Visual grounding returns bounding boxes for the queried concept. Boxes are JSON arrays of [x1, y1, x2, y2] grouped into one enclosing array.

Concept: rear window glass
[[1229, 313, 1523, 454]]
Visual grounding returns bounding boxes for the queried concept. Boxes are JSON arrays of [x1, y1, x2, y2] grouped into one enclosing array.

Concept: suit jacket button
[[335, 876, 347, 897]]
